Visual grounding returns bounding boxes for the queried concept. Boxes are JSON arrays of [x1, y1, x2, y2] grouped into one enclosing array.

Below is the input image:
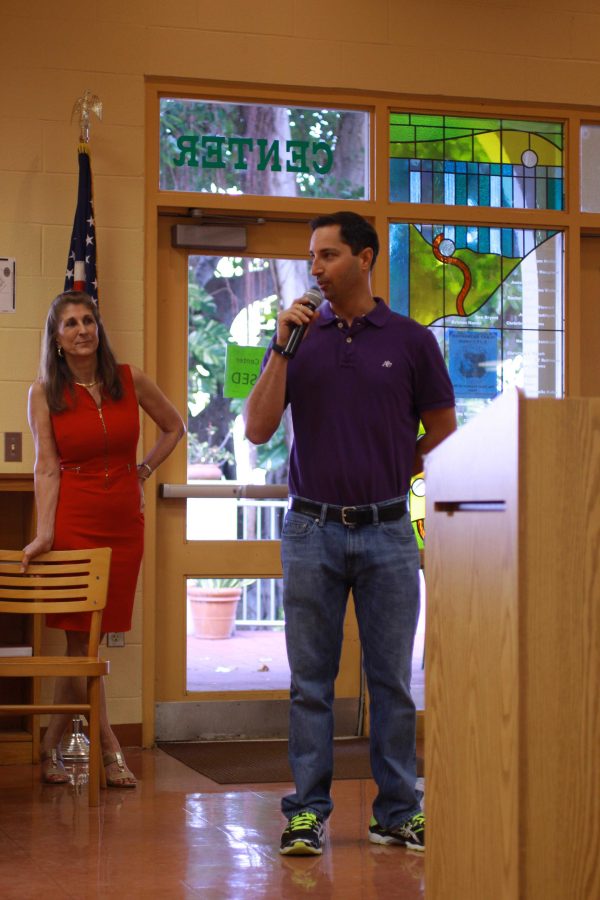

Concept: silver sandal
[[41, 748, 70, 784], [102, 750, 137, 788]]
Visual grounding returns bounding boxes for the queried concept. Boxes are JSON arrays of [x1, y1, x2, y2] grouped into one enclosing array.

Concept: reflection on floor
[[0, 748, 424, 898], [187, 592, 426, 708]]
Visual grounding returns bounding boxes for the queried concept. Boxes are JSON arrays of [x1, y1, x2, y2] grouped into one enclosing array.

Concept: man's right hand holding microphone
[[271, 287, 322, 360]]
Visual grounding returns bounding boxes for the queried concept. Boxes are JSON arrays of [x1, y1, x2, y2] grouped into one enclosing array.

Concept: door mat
[[158, 738, 372, 784], [157, 738, 424, 785]]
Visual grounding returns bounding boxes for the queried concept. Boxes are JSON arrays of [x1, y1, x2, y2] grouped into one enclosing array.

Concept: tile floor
[[0, 748, 425, 899]]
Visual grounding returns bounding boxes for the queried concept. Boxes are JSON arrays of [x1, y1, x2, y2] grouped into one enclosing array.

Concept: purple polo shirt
[[266, 297, 455, 506]]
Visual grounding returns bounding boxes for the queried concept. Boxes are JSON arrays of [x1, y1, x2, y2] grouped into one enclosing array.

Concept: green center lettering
[[257, 139, 282, 172], [173, 135, 333, 175], [173, 135, 200, 167], [201, 135, 227, 168]]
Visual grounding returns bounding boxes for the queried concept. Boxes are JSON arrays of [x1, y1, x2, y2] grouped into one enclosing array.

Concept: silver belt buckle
[[341, 506, 357, 526]]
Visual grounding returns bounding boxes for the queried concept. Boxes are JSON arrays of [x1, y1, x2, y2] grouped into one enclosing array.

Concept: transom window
[[389, 112, 564, 210], [159, 97, 370, 200]]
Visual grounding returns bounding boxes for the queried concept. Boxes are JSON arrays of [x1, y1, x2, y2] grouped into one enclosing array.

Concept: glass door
[[154, 214, 363, 739], [183, 246, 306, 694]]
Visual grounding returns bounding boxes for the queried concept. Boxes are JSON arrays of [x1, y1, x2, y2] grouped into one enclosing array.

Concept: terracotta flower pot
[[188, 586, 241, 639]]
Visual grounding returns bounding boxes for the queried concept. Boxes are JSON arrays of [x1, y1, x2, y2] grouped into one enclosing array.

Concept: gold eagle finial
[[71, 90, 103, 143]]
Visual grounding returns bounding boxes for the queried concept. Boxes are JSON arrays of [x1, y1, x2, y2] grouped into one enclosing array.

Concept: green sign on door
[[224, 344, 266, 399]]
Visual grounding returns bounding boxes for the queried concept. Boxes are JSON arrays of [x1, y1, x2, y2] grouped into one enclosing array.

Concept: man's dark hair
[[310, 211, 379, 269]]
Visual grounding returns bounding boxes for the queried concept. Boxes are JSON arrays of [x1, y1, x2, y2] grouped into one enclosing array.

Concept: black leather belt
[[289, 496, 407, 526]]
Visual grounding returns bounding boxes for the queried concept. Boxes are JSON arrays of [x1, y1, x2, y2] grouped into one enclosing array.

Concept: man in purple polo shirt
[[245, 211, 456, 857]]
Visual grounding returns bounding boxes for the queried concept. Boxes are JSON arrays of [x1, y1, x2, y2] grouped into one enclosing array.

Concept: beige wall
[[3, 0, 600, 727]]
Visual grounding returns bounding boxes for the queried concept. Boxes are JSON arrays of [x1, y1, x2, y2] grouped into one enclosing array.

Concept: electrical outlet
[[4, 432, 22, 462], [107, 632, 125, 648]]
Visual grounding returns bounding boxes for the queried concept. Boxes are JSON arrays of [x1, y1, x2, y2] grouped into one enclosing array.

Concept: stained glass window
[[389, 223, 564, 426], [393, 220, 564, 548], [390, 113, 564, 210]]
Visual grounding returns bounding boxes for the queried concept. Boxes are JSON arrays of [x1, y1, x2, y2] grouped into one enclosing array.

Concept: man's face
[[309, 225, 370, 305]]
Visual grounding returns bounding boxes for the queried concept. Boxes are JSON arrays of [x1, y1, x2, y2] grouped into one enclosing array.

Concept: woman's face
[[56, 303, 99, 363]]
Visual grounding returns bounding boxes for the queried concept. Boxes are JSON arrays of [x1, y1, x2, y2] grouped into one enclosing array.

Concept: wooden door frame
[[142, 77, 600, 746], [146, 213, 364, 742]]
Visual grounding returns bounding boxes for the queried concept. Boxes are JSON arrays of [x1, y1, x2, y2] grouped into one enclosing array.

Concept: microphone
[[283, 286, 322, 359]]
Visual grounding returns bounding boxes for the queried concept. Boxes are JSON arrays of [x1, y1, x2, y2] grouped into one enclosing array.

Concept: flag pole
[[62, 93, 104, 756], [64, 91, 102, 303]]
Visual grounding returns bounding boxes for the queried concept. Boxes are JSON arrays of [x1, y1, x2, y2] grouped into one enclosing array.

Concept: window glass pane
[[160, 98, 370, 200], [390, 113, 564, 210], [389, 223, 564, 428], [185, 573, 426, 704], [580, 124, 600, 212], [186, 254, 311, 540], [186, 576, 288, 692]]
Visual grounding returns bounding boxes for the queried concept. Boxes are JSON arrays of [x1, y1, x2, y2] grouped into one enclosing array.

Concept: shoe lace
[[405, 812, 425, 834], [288, 811, 319, 831]]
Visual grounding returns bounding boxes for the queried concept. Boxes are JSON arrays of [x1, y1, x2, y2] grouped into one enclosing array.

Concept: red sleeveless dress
[[48, 364, 144, 632]]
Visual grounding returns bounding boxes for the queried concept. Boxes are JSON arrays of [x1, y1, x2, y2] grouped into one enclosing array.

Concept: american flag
[[64, 143, 98, 302]]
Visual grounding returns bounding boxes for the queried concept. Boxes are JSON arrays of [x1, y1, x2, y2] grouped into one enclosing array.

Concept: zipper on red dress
[[97, 406, 109, 488]]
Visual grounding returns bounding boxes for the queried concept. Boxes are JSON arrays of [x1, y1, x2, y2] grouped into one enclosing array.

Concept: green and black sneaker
[[368, 812, 425, 851], [280, 811, 324, 856]]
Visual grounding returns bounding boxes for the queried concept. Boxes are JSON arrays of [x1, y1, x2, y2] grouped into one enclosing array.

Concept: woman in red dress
[[22, 291, 185, 787]]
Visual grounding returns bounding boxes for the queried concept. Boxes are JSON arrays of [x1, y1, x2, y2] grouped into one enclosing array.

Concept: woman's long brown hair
[[40, 291, 123, 413]]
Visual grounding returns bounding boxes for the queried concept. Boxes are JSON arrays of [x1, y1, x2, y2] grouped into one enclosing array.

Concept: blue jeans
[[280, 498, 422, 828]]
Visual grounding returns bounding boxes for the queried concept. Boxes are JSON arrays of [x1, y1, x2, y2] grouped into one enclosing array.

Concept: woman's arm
[[130, 365, 186, 479], [21, 382, 61, 570]]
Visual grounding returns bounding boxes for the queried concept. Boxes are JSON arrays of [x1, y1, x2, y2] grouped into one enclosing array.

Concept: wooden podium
[[424, 388, 600, 900]]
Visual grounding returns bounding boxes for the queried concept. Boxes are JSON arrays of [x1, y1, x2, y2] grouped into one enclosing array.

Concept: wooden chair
[[0, 547, 111, 806]]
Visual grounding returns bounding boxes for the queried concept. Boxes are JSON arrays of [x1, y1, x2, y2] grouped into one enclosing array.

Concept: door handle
[[433, 500, 506, 514], [160, 483, 289, 500]]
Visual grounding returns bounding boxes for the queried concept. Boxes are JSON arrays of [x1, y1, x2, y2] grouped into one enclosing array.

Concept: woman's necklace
[[74, 379, 99, 388]]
